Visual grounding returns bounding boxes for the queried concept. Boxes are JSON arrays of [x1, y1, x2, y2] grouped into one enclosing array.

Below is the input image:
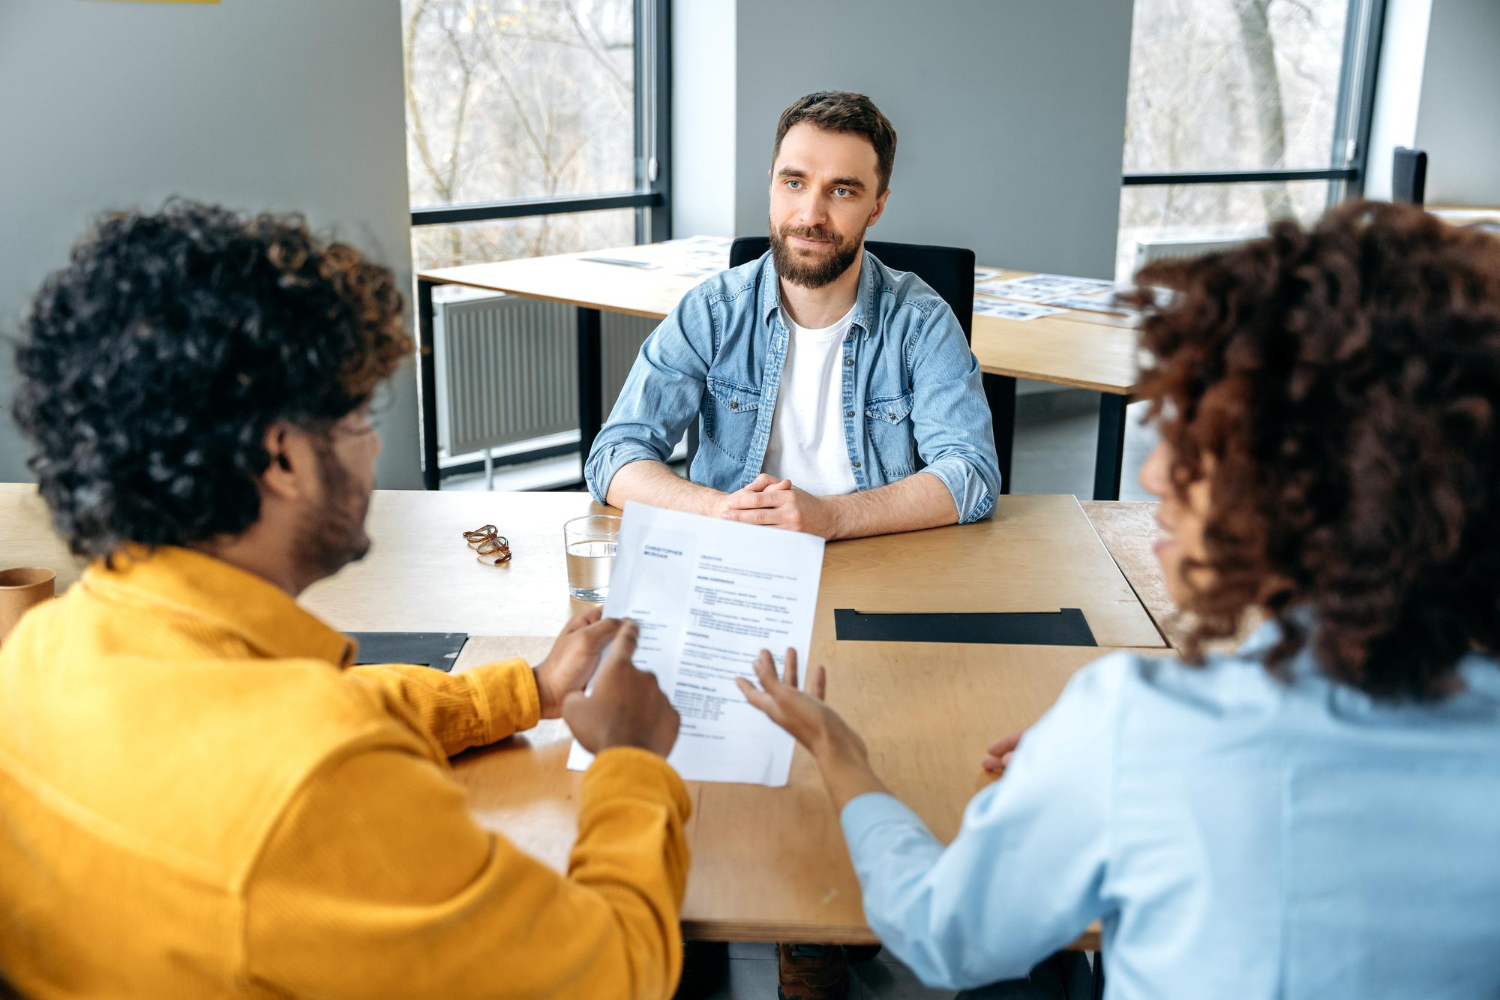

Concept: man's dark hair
[[1132, 200, 1500, 701], [773, 91, 897, 194], [13, 200, 412, 561]]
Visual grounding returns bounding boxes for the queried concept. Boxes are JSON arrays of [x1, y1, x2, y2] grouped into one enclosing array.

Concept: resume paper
[[566, 501, 825, 786]]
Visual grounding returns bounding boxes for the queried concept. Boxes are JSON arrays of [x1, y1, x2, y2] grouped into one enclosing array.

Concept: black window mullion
[[647, 0, 672, 242], [411, 192, 662, 228], [632, 0, 649, 244], [1345, 0, 1389, 198], [1122, 167, 1358, 187]]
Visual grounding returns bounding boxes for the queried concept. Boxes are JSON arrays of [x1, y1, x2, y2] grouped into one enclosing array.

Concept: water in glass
[[565, 540, 618, 602]]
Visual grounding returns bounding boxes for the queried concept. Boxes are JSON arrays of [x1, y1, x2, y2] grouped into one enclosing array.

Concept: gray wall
[[1364, 0, 1432, 200], [1413, 0, 1500, 206], [670, 0, 737, 237], [1365, 0, 1500, 206], [0, 0, 421, 488], [725, 0, 1135, 279]]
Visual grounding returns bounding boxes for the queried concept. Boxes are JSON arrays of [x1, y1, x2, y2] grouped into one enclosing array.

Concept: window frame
[[407, 0, 672, 245], [1120, 0, 1388, 201]]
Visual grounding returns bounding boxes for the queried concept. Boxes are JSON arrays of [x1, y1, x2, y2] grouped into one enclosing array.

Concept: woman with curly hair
[[743, 201, 1500, 999]]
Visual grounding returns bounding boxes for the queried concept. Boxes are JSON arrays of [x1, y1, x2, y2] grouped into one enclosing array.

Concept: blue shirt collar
[[760, 248, 878, 336], [1235, 606, 1322, 678], [1239, 606, 1500, 697]]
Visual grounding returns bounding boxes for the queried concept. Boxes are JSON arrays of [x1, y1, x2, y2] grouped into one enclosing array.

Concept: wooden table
[[3, 486, 1161, 646], [417, 246, 703, 493], [970, 269, 1140, 502], [1428, 205, 1500, 229], [1080, 500, 1178, 648], [1081, 499, 1261, 652], [416, 245, 1142, 499], [455, 636, 1113, 945], [2, 485, 1162, 945]]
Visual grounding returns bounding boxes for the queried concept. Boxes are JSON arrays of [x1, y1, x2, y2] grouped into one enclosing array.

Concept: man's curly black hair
[[1131, 200, 1500, 701], [13, 200, 412, 561]]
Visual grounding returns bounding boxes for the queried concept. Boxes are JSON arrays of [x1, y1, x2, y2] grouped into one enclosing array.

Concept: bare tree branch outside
[[399, 0, 1358, 281], [1118, 0, 1354, 278], [402, 0, 637, 270]]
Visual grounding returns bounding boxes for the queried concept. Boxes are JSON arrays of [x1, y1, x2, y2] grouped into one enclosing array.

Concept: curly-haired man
[[0, 202, 688, 998]]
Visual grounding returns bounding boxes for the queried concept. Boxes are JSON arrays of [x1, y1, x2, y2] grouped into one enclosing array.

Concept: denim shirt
[[585, 250, 1001, 521]]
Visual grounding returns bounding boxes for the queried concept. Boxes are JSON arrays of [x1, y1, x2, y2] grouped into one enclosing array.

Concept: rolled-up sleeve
[[246, 744, 692, 999], [346, 659, 540, 757], [908, 308, 1002, 522], [585, 290, 716, 504], [839, 654, 1128, 990]]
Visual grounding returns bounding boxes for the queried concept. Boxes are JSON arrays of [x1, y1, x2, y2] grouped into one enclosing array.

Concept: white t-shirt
[[762, 304, 860, 496]]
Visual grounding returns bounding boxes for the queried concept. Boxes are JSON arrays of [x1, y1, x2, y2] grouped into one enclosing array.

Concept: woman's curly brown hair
[[13, 200, 412, 562], [1132, 200, 1500, 701]]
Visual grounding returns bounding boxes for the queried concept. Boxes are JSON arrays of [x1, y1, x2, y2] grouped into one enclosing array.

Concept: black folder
[[834, 609, 1096, 646], [347, 632, 470, 671]]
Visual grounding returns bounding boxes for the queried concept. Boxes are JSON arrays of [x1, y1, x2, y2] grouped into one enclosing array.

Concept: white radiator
[[1134, 235, 1252, 269], [433, 290, 657, 461]]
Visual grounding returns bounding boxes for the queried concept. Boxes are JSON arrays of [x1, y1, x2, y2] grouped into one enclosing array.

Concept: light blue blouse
[[841, 623, 1500, 998]]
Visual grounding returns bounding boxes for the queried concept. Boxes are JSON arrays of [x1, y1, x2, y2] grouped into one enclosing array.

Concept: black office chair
[[1392, 146, 1428, 206], [728, 237, 976, 344]]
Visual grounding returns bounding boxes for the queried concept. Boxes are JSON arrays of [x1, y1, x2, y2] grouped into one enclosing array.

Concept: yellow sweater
[[0, 547, 691, 999]]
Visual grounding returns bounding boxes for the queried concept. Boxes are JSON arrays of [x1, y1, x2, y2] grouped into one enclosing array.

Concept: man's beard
[[769, 217, 865, 289], [296, 435, 373, 581]]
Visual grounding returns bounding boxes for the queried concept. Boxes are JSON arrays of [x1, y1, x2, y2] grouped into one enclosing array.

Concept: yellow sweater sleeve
[[244, 743, 692, 1000], [345, 658, 540, 755]]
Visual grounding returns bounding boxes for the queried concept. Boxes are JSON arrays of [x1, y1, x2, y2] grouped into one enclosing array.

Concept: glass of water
[[563, 514, 621, 603]]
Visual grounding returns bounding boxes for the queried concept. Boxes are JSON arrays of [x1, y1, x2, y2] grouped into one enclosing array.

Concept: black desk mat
[[834, 609, 1096, 646], [347, 632, 470, 671]]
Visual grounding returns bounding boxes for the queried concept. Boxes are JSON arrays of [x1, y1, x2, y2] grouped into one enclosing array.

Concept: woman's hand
[[736, 647, 888, 810], [982, 730, 1026, 776]]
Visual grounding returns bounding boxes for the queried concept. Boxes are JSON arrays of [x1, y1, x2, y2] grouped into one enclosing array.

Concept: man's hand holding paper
[[562, 621, 682, 758], [565, 501, 826, 786]]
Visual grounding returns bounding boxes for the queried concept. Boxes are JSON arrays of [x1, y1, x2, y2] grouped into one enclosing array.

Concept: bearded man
[[586, 91, 1000, 540], [0, 203, 687, 999]]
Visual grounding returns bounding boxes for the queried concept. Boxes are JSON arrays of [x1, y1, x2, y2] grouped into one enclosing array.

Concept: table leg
[[1092, 393, 1129, 501], [417, 279, 440, 491], [983, 373, 1017, 495], [577, 307, 604, 463]]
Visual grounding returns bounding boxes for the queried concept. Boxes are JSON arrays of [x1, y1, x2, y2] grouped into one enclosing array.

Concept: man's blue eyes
[[784, 180, 853, 197]]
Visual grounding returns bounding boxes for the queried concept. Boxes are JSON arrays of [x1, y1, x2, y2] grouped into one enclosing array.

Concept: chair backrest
[[728, 237, 977, 344], [1392, 146, 1428, 206]]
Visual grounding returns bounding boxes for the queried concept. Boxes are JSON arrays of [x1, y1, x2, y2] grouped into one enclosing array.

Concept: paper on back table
[[566, 501, 826, 786]]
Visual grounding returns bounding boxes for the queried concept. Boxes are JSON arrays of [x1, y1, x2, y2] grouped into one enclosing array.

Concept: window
[[401, 0, 670, 271], [1117, 0, 1387, 279]]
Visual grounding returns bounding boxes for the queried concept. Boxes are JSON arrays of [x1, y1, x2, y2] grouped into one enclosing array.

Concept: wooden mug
[[0, 567, 57, 643]]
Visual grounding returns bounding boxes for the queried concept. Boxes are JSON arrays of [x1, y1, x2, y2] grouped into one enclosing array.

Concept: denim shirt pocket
[[865, 390, 917, 477], [703, 375, 763, 462]]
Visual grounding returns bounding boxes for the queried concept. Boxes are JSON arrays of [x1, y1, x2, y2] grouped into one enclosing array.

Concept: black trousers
[[956, 951, 1101, 1000]]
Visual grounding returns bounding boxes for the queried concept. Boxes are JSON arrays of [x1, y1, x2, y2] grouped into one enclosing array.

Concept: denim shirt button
[[852, 460, 861, 468], [730, 398, 738, 409], [845, 409, 854, 418], [844, 358, 854, 367]]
